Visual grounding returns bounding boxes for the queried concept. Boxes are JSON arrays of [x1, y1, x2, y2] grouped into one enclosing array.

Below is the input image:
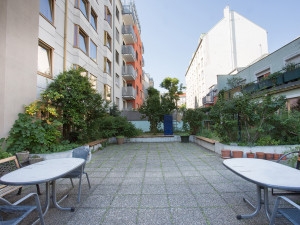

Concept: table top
[[223, 158, 300, 191], [0, 158, 85, 185]]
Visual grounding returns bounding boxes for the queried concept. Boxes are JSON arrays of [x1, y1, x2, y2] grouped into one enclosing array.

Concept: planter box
[[283, 67, 300, 83], [243, 83, 258, 94], [29, 157, 43, 164], [275, 74, 284, 85], [258, 79, 274, 90]]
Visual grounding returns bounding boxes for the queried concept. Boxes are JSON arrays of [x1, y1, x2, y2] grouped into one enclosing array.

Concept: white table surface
[[0, 158, 85, 185], [223, 158, 300, 191]]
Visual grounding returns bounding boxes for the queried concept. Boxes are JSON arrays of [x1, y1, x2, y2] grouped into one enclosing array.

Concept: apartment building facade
[[217, 37, 300, 109], [185, 6, 268, 108], [121, 0, 144, 110], [0, 0, 146, 137]]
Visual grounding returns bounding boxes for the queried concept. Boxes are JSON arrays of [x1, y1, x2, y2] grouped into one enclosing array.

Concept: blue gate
[[164, 115, 173, 135]]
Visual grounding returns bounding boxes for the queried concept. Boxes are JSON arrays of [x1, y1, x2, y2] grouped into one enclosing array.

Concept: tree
[[182, 108, 206, 135], [139, 87, 166, 133], [160, 77, 185, 109]]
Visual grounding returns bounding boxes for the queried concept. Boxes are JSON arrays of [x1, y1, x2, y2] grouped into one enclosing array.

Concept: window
[[77, 0, 88, 18], [74, 25, 88, 54], [140, 90, 142, 98], [116, 6, 120, 21], [116, 50, 119, 64], [90, 40, 97, 62], [90, 7, 97, 30], [256, 68, 271, 82], [40, 0, 54, 23], [89, 74, 97, 90], [104, 57, 111, 75], [104, 6, 111, 26], [104, 84, 111, 101], [104, 31, 112, 50], [73, 64, 88, 77], [116, 28, 120, 43], [127, 83, 132, 87], [137, 85, 139, 94], [38, 40, 53, 78], [115, 74, 120, 87], [136, 51, 138, 61], [116, 97, 119, 107]]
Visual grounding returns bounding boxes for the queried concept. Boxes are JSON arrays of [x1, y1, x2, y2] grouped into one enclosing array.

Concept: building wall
[[0, 0, 40, 138], [185, 6, 268, 108], [217, 37, 300, 91]]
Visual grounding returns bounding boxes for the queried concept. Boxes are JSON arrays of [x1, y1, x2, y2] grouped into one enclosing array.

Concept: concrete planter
[[116, 137, 125, 145], [16, 151, 30, 163], [29, 157, 43, 164]]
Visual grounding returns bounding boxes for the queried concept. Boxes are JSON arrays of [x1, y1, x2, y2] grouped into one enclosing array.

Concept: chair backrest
[[0, 156, 20, 179], [72, 147, 89, 160]]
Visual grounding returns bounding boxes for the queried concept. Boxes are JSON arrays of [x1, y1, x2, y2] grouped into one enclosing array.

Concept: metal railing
[[202, 95, 214, 105], [122, 65, 137, 80], [122, 45, 136, 58], [122, 25, 137, 42], [122, 86, 136, 98]]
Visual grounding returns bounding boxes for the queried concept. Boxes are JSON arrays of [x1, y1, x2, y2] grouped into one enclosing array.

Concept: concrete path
[[8, 143, 297, 224]]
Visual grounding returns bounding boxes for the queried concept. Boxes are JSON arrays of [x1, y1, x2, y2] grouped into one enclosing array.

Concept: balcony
[[122, 65, 136, 81], [142, 56, 145, 67], [142, 42, 144, 54], [202, 95, 214, 105], [122, 5, 136, 25], [122, 86, 136, 100], [122, 45, 136, 62], [122, 25, 137, 45]]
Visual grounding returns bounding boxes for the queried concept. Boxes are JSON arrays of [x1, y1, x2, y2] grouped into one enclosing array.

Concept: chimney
[[224, 6, 230, 18]]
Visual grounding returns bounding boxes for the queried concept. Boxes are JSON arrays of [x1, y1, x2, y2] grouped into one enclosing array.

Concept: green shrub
[[6, 114, 62, 154], [0, 151, 12, 159], [256, 136, 280, 146], [182, 108, 206, 135]]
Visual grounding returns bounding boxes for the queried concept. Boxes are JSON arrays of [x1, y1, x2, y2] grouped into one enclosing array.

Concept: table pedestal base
[[237, 185, 272, 221]]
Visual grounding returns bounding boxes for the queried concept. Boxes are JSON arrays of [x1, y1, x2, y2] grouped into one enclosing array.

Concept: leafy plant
[[0, 151, 12, 159], [182, 108, 206, 135]]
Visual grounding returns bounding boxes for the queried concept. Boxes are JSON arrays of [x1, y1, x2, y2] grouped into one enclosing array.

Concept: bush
[[182, 108, 206, 135], [6, 114, 62, 154]]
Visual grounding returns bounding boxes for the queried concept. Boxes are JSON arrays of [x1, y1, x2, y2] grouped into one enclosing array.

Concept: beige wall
[[0, 0, 40, 138]]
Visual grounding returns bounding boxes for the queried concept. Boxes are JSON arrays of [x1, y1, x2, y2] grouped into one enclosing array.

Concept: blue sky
[[135, 0, 300, 91]]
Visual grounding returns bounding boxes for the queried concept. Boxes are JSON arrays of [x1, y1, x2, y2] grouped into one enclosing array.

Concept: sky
[[134, 0, 300, 92]]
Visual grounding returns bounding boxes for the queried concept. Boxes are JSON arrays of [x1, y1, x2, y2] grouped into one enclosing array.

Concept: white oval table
[[0, 158, 85, 224], [223, 158, 300, 221]]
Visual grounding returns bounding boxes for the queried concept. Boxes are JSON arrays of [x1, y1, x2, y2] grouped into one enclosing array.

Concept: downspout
[[63, 0, 68, 71], [112, 0, 116, 106]]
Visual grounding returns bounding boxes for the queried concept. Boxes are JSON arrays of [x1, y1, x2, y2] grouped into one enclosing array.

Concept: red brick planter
[[265, 153, 273, 160], [256, 152, 265, 159], [246, 153, 255, 158], [273, 153, 280, 160], [221, 150, 231, 159], [232, 151, 243, 158]]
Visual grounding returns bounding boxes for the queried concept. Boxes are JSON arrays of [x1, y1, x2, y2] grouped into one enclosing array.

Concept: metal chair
[[269, 196, 300, 225], [272, 150, 300, 195], [63, 146, 91, 202], [0, 193, 44, 225]]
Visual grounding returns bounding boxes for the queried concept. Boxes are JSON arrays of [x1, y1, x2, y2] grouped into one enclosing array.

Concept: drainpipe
[[63, 0, 68, 71], [112, 0, 116, 106]]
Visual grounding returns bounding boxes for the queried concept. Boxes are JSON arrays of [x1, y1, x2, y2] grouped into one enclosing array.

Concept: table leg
[[237, 185, 262, 219], [77, 165, 83, 203], [51, 180, 75, 212], [264, 187, 273, 221], [32, 182, 51, 225]]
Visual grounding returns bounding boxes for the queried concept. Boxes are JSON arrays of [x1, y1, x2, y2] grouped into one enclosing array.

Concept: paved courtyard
[[9, 143, 298, 224]]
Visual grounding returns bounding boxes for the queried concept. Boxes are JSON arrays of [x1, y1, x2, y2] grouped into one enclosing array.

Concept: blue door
[[164, 115, 173, 135]]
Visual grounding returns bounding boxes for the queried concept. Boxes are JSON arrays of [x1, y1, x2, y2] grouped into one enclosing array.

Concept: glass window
[[74, 25, 88, 54], [116, 28, 120, 43], [90, 8, 97, 30], [104, 31, 112, 50], [90, 40, 97, 62], [116, 50, 119, 64], [38, 40, 52, 77], [80, 0, 88, 18], [116, 6, 119, 21], [40, 0, 53, 23], [104, 6, 111, 26], [90, 74, 97, 90], [104, 84, 111, 101], [79, 30, 87, 53], [104, 57, 111, 75]]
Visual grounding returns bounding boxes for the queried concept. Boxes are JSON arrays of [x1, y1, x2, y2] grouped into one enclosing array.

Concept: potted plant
[[29, 155, 43, 164], [16, 151, 30, 163], [221, 149, 231, 159], [179, 133, 190, 143], [283, 63, 300, 82], [116, 136, 125, 145], [246, 150, 255, 158], [256, 152, 265, 159], [273, 153, 280, 160], [232, 150, 243, 158]]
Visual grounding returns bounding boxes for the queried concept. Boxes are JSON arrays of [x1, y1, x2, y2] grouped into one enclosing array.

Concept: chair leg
[[36, 184, 42, 195], [70, 178, 74, 188], [17, 187, 22, 195], [85, 173, 91, 189], [33, 193, 45, 225]]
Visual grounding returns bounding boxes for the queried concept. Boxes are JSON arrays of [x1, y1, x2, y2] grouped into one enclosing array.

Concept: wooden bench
[[0, 156, 22, 197], [86, 139, 108, 147]]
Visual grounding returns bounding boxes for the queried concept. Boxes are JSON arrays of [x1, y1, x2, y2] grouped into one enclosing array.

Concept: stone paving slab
[[3, 142, 298, 224]]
